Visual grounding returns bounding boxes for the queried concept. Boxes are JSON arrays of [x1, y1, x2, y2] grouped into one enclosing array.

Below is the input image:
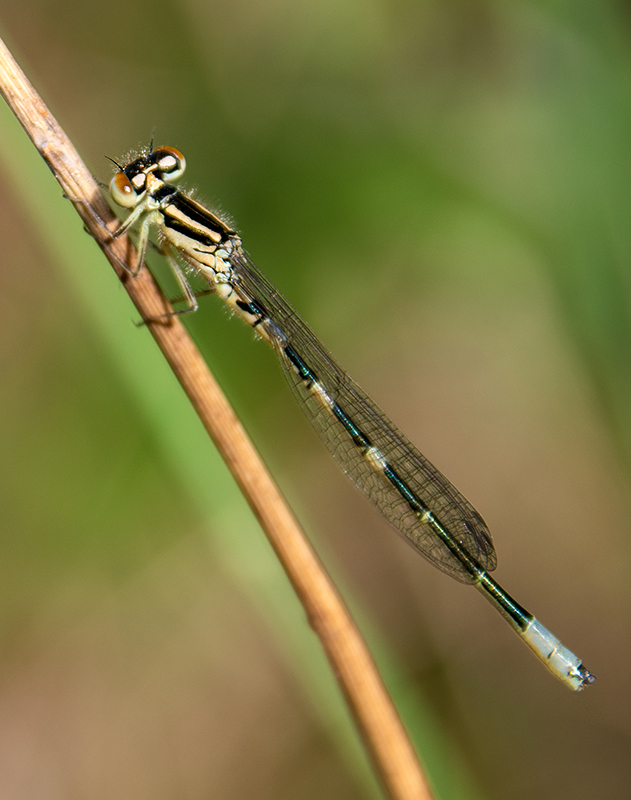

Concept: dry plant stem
[[0, 37, 434, 800]]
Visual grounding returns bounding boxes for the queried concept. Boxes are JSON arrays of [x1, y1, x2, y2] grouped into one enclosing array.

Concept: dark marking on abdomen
[[284, 345, 319, 386], [236, 298, 268, 327]]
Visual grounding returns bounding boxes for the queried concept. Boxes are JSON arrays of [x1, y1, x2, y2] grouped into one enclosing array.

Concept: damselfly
[[107, 145, 595, 691]]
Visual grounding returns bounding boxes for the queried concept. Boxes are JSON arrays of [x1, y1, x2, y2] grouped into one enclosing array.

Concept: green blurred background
[[0, 1, 627, 798]]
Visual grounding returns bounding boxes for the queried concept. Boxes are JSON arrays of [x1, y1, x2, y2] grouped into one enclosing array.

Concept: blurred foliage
[[0, 1, 629, 799]]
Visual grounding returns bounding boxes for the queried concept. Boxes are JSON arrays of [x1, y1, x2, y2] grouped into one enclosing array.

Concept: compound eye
[[150, 146, 186, 180], [109, 172, 141, 208]]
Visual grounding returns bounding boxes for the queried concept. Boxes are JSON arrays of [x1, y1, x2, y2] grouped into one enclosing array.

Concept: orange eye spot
[[109, 172, 140, 208]]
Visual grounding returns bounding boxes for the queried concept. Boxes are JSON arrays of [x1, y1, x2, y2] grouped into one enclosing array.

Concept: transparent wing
[[228, 248, 497, 583]]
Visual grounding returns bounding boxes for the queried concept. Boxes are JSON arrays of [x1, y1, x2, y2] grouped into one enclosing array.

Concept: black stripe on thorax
[[161, 215, 217, 247], [170, 193, 234, 239], [152, 183, 179, 203]]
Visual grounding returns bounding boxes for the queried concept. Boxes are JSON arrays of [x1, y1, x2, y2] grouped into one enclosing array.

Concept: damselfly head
[[109, 146, 186, 209]]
